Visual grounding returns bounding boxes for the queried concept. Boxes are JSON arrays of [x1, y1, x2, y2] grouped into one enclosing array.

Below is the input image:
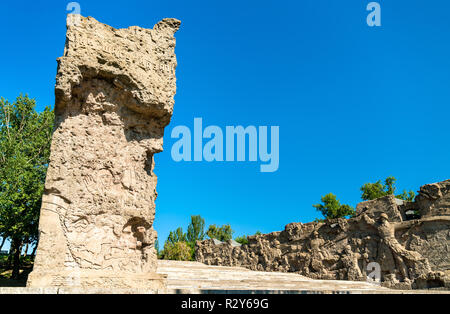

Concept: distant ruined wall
[[196, 180, 450, 290], [27, 16, 180, 289]]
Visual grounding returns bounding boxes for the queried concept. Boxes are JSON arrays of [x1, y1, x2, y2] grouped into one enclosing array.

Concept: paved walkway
[[157, 260, 392, 293], [0, 261, 447, 294]]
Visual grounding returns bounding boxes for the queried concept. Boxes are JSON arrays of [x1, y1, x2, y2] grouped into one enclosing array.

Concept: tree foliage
[[187, 215, 205, 244], [360, 176, 415, 201], [159, 216, 234, 261], [397, 190, 416, 202], [313, 193, 355, 220], [234, 235, 249, 245], [360, 176, 395, 200], [0, 95, 54, 278], [161, 215, 207, 261], [206, 224, 234, 242], [161, 241, 192, 261], [167, 227, 187, 245], [234, 231, 262, 245]]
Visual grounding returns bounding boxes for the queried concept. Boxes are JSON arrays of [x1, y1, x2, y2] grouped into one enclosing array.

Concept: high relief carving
[[197, 182, 450, 290], [27, 16, 180, 289]]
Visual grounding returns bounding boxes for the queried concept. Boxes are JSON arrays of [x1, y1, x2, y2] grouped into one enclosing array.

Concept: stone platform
[[1, 261, 449, 294]]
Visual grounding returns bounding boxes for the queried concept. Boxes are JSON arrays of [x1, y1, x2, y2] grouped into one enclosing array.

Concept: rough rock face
[[415, 180, 450, 217], [196, 181, 450, 290], [27, 15, 180, 289]]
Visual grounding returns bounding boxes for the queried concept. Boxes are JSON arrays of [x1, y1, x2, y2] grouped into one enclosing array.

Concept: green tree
[[162, 225, 195, 261], [167, 227, 187, 245], [235, 230, 262, 245], [206, 224, 234, 242], [397, 190, 416, 202], [186, 215, 205, 245], [161, 241, 192, 261], [360, 176, 415, 201], [186, 215, 206, 260], [313, 193, 355, 220], [384, 177, 396, 195], [360, 180, 389, 201], [235, 235, 249, 245], [0, 95, 54, 279]]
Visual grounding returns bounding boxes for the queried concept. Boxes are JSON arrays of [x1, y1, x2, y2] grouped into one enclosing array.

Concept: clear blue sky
[[1, 0, 449, 250]]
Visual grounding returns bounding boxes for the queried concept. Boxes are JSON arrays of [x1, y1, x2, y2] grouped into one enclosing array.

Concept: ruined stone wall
[[196, 181, 450, 290], [27, 16, 180, 289], [415, 180, 450, 217]]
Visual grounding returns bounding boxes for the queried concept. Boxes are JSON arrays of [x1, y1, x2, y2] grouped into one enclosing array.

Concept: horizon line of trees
[[157, 215, 261, 261]]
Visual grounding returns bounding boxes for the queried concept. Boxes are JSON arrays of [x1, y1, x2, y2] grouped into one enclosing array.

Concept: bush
[[360, 176, 415, 201], [235, 235, 249, 245], [206, 224, 234, 242], [161, 215, 207, 261], [161, 241, 193, 261]]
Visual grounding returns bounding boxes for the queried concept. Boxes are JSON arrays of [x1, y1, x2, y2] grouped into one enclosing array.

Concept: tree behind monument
[[0, 95, 54, 279]]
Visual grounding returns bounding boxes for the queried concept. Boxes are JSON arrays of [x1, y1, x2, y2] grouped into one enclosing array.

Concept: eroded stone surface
[[416, 180, 450, 217], [197, 180, 450, 290], [27, 15, 180, 289]]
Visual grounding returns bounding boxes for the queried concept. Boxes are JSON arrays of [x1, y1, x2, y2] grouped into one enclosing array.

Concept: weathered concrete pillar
[[27, 15, 180, 289]]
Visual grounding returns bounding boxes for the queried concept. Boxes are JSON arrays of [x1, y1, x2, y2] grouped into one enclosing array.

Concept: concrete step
[[0, 260, 446, 294], [156, 260, 392, 293]]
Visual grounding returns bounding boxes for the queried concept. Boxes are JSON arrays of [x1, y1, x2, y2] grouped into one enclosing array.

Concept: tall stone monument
[[27, 15, 181, 289]]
